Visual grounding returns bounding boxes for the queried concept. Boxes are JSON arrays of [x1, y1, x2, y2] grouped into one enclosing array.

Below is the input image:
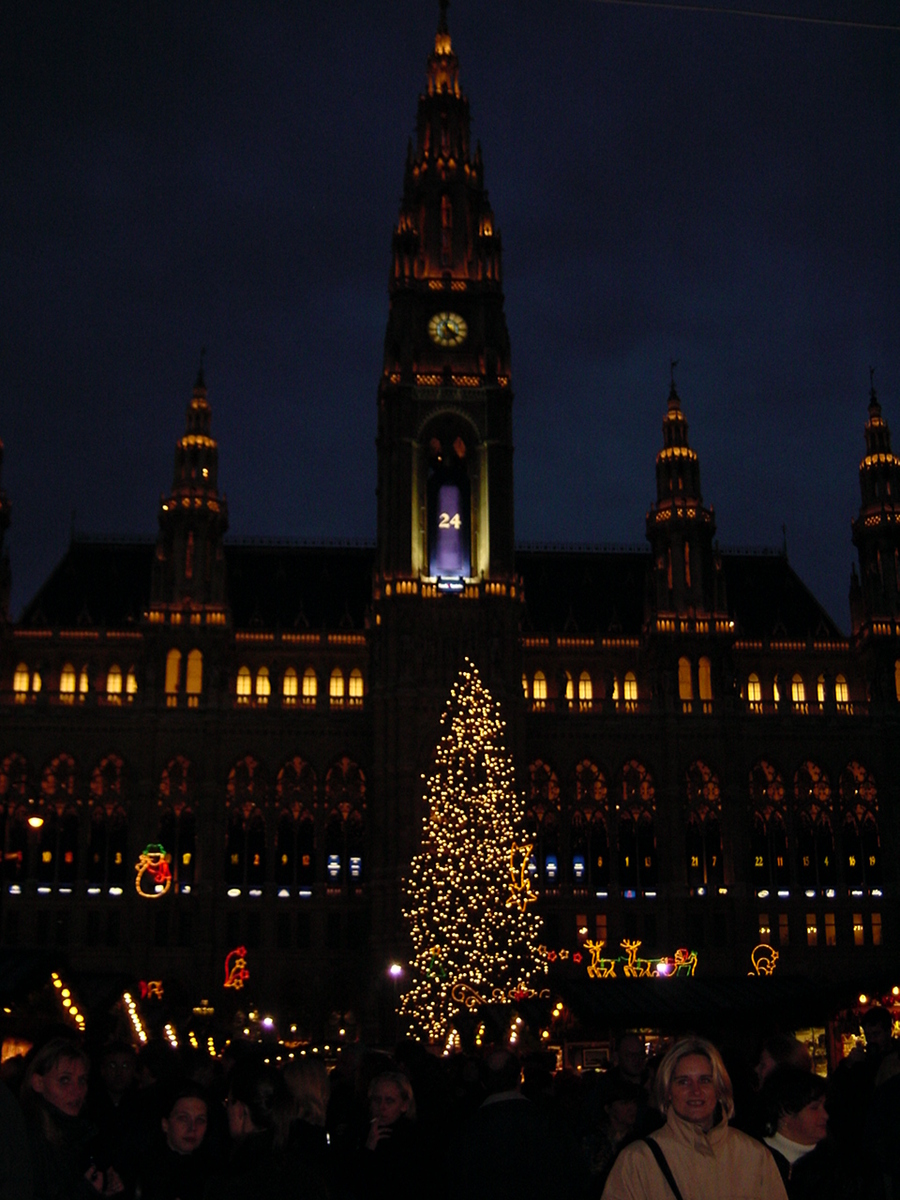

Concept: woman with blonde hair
[[601, 1036, 788, 1199]]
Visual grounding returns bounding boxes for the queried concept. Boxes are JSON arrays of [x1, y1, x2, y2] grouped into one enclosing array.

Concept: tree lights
[[400, 660, 544, 1044]]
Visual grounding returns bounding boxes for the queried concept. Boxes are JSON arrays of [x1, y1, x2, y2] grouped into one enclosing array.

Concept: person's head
[[368, 1071, 415, 1125], [602, 1077, 642, 1135], [227, 1059, 292, 1146], [99, 1041, 137, 1099], [755, 1034, 812, 1086], [481, 1048, 522, 1096], [160, 1082, 209, 1155], [861, 1007, 893, 1053], [654, 1037, 734, 1131], [761, 1066, 828, 1145], [23, 1039, 91, 1118], [283, 1058, 330, 1127], [615, 1034, 647, 1083]]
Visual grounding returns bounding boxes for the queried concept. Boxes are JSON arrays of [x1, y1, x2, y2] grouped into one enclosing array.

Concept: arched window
[[749, 760, 789, 896], [747, 673, 762, 712], [521, 674, 528, 699], [617, 760, 656, 896], [225, 756, 268, 893], [794, 762, 834, 897], [13, 663, 29, 703], [255, 667, 271, 706], [684, 761, 723, 894], [526, 760, 561, 887], [578, 671, 592, 711], [773, 674, 781, 705], [324, 756, 366, 886], [678, 657, 693, 710], [329, 669, 345, 708], [839, 762, 881, 895], [38, 754, 79, 888], [275, 756, 317, 891], [158, 755, 197, 893], [1, 753, 30, 883], [59, 664, 76, 705], [282, 667, 298, 707], [302, 667, 318, 707], [571, 759, 609, 893], [348, 668, 364, 707], [185, 650, 203, 706], [835, 674, 850, 710], [532, 671, 547, 710], [565, 672, 574, 705], [165, 649, 181, 707], [791, 673, 807, 713], [106, 665, 122, 704], [78, 667, 89, 700], [426, 430, 471, 583], [622, 672, 638, 712], [236, 666, 252, 705], [125, 668, 137, 702], [816, 675, 826, 706], [698, 657, 712, 713]]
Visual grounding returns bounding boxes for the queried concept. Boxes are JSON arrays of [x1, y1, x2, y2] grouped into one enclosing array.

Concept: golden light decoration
[[134, 844, 172, 899], [399, 660, 544, 1044], [224, 946, 250, 989], [749, 945, 779, 976]]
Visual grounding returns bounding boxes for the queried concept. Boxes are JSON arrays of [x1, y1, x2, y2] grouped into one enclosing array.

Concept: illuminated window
[[578, 671, 592, 710], [186, 650, 202, 707], [773, 674, 781, 704], [59, 664, 76, 704], [165, 649, 181, 708], [817, 675, 825, 705], [623, 672, 638, 711], [747, 673, 762, 712], [853, 913, 864, 946], [13, 663, 29, 701], [526, 760, 561, 888], [255, 667, 271, 705], [871, 913, 882, 946], [283, 667, 298, 706], [302, 667, 318, 707], [348, 668, 364, 707], [778, 913, 790, 945], [840, 762, 881, 894], [758, 913, 771, 945], [521, 674, 528, 699], [126, 668, 137, 701], [576, 913, 589, 944], [824, 913, 836, 946], [533, 671, 547, 709], [106, 664, 123, 704], [565, 672, 574, 705], [330, 668, 345, 707], [698, 657, 712, 713], [79, 667, 89, 699], [236, 666, 252, 705], [31, 671, 42, 695], [678, 657, 693, 709], [835, 674, 849, 708], [806, 913, 818, 946], [791, 674, 807, 712]]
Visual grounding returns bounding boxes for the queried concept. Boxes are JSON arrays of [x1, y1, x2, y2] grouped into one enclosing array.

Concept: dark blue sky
[[2, 1, 898, 631]]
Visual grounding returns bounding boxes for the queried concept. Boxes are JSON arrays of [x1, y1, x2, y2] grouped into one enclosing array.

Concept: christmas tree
[[400, 659, 544, 1045]]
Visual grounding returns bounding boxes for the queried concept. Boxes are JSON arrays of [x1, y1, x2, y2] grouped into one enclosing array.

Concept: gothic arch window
[[794, 762, 835, 896], [835, 674, 850, 710], [125, 666, 137, 702], [88, 755, 128, 890], [698, 657, 713, 712], [59, 663, 76, 705], [78, 666, 89, 700], [348, 668, 364, 707], [236, 666, 252, 705], [275, 756, 318, 891], [749, 760, 789, 895], [839, 762, 881, 895], [282, 667, 298, 707], [571, 759, 609, 892], [564, 672, 574, 706], [225, 755, 268, 892], [623, 672, 638, 712], [185, 650, 203, 706], [578, 672, 592, 711], [526, 759, 561, 888], [684, 761, 723, 894], [165, 649, 181, 707], [791, 673, 807, 713], [1, 753, 31, 884], [617, 760, 656, 895], [302, 667, 318, 707], [678, 657, 693, 709], [255, 667, 271, 706], [329, 668, 345, 708], [13, 662, 29, 702], [106, 665, 123, 704], [426, 431, 472, 585], [532, 671, 547, 710], [38, 754, 79, 888], [158, 756, 197, 893], [324, 756, 366, 886], [747, 673, 762, 712]]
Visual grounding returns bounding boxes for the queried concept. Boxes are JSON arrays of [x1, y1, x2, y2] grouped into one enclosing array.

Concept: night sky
[[2, 1, 898, 632]]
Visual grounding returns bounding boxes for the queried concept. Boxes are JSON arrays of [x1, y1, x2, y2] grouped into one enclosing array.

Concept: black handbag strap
[[642, 1137, 686, 1200]]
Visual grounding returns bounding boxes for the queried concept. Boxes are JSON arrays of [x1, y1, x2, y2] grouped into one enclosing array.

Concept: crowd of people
[[0, 1009, 897, 1200]]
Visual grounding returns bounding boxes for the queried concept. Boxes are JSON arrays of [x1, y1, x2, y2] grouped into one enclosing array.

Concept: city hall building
[[1, 9, 898, 1044]]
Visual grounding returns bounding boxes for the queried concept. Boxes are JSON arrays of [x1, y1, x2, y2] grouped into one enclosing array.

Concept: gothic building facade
[[1, 10, 899, 1042]]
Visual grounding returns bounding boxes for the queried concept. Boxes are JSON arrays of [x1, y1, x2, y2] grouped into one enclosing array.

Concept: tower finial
[[668, 359, 680, 410], [195, 346, 207, 391], [439, 0, 449, 34]]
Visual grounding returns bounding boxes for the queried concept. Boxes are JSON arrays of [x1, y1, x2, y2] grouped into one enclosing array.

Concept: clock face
[[428, 311, 468, 348]]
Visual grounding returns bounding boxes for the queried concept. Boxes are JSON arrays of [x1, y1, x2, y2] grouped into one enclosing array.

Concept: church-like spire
[[0, 438, 11, 621], [850, 371, 900, 636]]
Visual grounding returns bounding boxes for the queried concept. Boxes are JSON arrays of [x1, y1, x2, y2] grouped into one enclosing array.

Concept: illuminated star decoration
[[506, 840, 537, 911], [134, 844, 172, 899], [224, 946, 250, 989]]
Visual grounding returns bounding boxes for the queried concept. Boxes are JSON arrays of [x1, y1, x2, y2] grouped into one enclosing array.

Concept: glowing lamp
[[389, 963, 404, 978], [27, 816, 44, 829], [859, 994, 869, 1005]]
